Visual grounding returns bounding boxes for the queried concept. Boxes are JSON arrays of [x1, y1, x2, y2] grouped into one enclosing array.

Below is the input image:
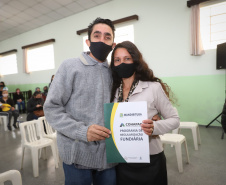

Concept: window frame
[[22, 39, 55, 73], [0, 49, 18, 76], [200, 0, 226, 50]]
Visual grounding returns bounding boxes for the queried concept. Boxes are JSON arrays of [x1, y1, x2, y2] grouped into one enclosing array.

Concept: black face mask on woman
[[89, 42, 112, 61], [113, 63, 136, 78]]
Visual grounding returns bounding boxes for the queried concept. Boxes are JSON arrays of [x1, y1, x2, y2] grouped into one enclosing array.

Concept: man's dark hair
[[87, 17, 115, 41]]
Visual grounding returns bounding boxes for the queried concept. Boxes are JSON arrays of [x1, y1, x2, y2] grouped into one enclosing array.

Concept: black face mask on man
[[89, 42, 112, 61], [113, 63, 136, 78]]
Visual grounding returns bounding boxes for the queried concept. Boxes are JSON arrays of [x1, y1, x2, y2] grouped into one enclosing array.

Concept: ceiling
[[0, 0, 112, 43]]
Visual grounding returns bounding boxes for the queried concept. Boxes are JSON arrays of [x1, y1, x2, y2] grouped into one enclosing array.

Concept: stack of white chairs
[[0, 170, 22, 185], [160, 131, 190, 173], [173, 122, 201, 150], [19, 120, 59, 177], [160, 107, 190, 173], [38, 116, 59, 164], [0, 115, 7, 131]]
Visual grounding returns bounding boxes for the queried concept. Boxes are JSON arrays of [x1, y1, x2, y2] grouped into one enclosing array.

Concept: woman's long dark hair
[[110, 41, 174, 103], [51, 75, 55, 82]]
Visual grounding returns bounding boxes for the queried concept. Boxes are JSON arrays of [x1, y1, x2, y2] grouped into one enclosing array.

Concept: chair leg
[[21, 147, 25, 170], [178, 128, 181, 134], [3, 117, 8, 131], [175, 143, 183, 173], [170, 128, 180, 147], [31, 148, 39, 177], [54, 139, 60, 164], [43, 147, 47, 160], [39, 148, 47, 160], [197, 126, 201, 145], [183, 139, 190, 164], [38, 149, 42, 159], [50, 143, 59, 168], [191, 127, 198, 150]]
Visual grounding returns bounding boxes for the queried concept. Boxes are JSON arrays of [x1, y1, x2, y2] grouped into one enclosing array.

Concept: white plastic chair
[[0, 170, 22, 185], [0, 115, 7, 131], [19, 120, 59, 177], [173, 122, 201, 150], [160, 133, 190, 173], [38, 116, 59, 163]]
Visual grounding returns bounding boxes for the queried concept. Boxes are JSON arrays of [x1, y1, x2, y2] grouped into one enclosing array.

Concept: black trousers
[[116, 151, 167, 185], [0, 110, 19, 126]]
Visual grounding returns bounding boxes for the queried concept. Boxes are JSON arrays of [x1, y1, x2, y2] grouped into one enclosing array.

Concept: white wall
[[0, 0, 224, 85]]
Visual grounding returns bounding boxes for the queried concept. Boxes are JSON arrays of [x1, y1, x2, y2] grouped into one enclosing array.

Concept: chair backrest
[[19, 120, 43, 145], [38, 116, 55, 137], [0, 170, 22, 185]]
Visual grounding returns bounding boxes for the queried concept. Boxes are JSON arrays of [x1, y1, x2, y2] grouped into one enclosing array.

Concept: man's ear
[[86, 39, 91, 47], [112, 42, 116, 49]]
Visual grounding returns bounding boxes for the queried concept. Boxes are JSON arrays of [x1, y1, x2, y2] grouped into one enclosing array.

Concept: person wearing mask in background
[[0, 81, 6, 98], [42, 86, 48, 101], [49, 75, 55, 88], [27, 91, 44, 121], [13, 88, 26, 114], [0, 87, 19, 131], [110, 41, 179, 185], [44, 18, 117, 185], [35, 87, 41, 92]]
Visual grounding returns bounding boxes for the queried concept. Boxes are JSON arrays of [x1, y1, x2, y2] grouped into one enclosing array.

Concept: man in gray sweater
[[44, 18, 116, 185]]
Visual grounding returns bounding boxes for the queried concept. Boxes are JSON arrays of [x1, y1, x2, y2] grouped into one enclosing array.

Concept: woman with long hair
[[13, 88, 26, 113], [110, 41, 179, 185]]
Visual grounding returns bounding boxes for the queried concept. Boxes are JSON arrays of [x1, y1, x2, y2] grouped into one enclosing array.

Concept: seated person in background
[[42, 86, 48, 101], [0, 81, 6, 98], [35, 87, 41, 92], [0, 87, 19, 131], [27, 91, 44, 121], [13, 88, 26, 114]]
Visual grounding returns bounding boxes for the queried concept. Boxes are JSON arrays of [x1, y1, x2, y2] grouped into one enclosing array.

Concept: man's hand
[[11, 107, 15, 111], [87, 124, 111, 142], [152, 114, 161, 121]]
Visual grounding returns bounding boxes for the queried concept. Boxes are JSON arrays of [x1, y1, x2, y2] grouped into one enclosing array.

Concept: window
[[200, 1, 226, 50], [0, 51, 18, 76], [22, 39, 55, 73], [83, 25, 134, 62]]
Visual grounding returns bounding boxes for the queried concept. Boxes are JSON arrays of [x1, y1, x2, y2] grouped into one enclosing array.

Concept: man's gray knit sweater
[[44, 52, 115, 169]]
